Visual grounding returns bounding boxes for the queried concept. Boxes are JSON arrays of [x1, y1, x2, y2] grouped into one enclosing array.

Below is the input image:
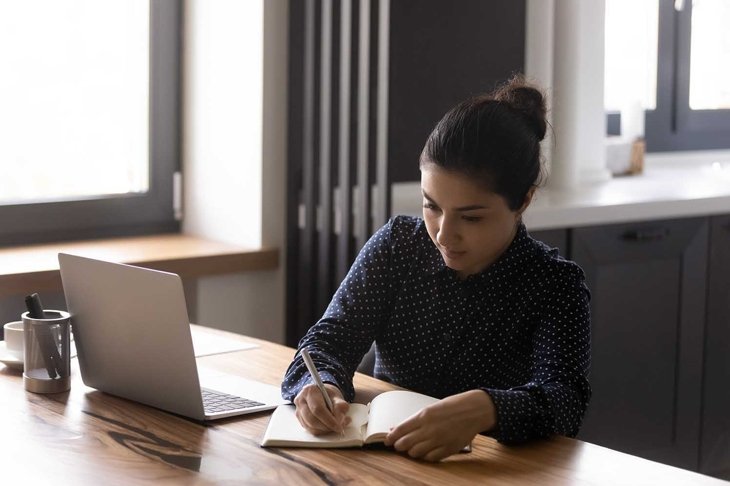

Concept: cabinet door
[[701, 215, 730, 480], [572, 218, 708, 471]]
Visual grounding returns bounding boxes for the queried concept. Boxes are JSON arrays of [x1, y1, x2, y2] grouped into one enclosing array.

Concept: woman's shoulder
[[390, 214, 425, 231], [384, 215, 434, 262], [516, 237, 590, 309], [387, 215, 429, 244], [362, 215, 429, 257], [525, 232, 586, 286]]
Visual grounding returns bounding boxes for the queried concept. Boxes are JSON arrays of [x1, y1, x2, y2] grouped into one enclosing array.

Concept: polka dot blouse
[[282, 215, 591, 444]]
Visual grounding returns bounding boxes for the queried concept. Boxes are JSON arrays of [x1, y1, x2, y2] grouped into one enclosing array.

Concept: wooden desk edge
[[0, 234, 279, 295]]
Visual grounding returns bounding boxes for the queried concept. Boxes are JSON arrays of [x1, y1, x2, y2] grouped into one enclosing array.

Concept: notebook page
[[261, 403, 369, 448], [364, 390, 439, 443]]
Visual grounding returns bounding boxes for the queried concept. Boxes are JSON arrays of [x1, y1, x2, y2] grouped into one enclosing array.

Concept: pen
[[25, 293, 60, 379], [301, 347, 343, 434], [301, 348, 334, 412]]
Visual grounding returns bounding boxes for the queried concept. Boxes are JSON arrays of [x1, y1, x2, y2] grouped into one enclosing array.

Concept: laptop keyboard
[[201, 388, 265, 414]]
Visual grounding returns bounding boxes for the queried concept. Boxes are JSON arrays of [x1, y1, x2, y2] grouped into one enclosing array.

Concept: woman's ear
[[517, 186, 537, 215]]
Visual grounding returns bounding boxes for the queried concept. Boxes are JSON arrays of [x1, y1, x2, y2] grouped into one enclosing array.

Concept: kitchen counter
[[391, 151, 730, 230]]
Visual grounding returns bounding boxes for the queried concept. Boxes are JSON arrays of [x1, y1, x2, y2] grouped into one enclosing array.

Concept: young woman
[[281, 76, 591, 462]]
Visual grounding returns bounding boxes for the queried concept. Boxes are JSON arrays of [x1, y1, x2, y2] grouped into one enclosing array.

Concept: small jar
[[22, 310, 71, 393]]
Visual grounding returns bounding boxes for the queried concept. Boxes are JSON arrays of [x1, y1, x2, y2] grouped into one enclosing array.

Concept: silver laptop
[[58, 252, 285, 421]]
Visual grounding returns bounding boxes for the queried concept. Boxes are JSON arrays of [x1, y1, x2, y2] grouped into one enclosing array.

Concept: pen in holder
[[22, 310, 71, 393]]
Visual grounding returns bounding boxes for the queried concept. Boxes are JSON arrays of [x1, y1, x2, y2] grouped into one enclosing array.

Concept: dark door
[[700, 214, 730, 480], [572, 217, 708, 471]]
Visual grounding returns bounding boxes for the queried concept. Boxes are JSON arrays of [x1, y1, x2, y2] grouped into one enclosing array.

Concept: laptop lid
[[58, 253, 281, 420]]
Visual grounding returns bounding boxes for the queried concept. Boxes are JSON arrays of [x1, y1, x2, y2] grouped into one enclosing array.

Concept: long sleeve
[[281, 219, 396, 402], [483, 267, 591, 444], [280, 216, 593, 446]]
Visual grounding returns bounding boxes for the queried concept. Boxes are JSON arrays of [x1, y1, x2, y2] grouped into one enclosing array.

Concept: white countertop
[[391, 151, 730, 231]]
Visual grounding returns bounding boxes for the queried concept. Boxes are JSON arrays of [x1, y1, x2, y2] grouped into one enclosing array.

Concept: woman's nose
[[436, 216, 457, 247]]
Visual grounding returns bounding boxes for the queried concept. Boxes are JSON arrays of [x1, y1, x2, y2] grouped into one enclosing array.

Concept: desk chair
[[357, 343, 376, 376]]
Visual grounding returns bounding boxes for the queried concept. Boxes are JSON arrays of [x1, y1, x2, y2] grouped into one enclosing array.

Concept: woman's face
[[420, 164, 529, 279]]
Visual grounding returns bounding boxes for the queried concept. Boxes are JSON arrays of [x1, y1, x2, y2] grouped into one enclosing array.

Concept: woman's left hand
[[383, 389, 497, 462]]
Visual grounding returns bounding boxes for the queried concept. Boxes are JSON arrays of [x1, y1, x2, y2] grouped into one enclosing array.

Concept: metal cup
[[22, 310, 71, 393]]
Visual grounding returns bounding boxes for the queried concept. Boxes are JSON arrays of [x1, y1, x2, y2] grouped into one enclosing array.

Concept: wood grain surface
[[0, 234, 279, 295], [0, 326, 726, 485]]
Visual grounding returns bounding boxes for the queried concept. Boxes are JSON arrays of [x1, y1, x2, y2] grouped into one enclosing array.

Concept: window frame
[[645, 0, 730, 152], [0, 0, 181, 246]]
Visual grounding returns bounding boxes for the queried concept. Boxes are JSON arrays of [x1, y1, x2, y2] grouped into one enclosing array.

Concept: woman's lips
[[441, 248, 466, 259]]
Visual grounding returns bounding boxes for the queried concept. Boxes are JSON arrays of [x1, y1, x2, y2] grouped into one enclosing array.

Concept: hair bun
[[493, 75, 547, 142]]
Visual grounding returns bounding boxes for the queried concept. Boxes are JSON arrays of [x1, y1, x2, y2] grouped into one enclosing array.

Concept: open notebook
[[261, 390, 440, 448]]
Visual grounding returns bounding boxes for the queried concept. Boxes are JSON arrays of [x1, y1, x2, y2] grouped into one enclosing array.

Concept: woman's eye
[[462, 216, 483, 223], [423, 203, 439, 211]]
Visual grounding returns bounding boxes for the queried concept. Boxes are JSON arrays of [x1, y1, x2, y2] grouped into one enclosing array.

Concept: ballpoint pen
[[301, 347, 344, 435]]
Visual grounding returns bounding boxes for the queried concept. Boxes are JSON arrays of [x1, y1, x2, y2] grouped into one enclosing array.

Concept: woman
[[281, 76, 591, 462]]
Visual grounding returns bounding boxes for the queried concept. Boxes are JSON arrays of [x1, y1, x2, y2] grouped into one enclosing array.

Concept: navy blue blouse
[[282, 215, 591, 444]]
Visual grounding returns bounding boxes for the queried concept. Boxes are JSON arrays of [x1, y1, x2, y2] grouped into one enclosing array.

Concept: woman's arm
[[281, 218, 399, 403], [385, 267, 591, 459], [484, 273, 592, 444]]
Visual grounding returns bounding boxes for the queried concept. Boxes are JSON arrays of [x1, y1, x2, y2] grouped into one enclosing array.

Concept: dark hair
[[420, 75, 547, 211]]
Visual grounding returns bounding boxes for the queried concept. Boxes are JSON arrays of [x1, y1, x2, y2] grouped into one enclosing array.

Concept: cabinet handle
[[621, 227, 670, 242]]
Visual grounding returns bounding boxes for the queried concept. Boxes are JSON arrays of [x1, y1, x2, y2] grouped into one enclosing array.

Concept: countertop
[[391, 151, 730, 231]]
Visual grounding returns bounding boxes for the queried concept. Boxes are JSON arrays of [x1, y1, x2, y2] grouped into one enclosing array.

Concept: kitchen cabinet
[[700, 214, 730, 480], [571, 217, 709, 471]]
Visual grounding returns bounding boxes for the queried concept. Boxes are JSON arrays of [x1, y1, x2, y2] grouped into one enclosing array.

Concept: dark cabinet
[[571, 218, 709, 471], [701, 215, 730, 480]]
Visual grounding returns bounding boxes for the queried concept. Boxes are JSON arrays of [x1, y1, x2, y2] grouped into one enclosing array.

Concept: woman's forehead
[[420, 166, 501, 204], [421, 167, 507, 209]]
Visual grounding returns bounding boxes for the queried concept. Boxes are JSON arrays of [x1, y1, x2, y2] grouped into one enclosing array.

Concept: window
[[605, 0, 730, 151], [604, 0, 658, 113], [688, 0, 730, 111], [0, 0, 181, 245]]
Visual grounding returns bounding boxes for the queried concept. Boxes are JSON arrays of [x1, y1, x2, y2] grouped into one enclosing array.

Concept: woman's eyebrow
[[422, 189, 488, 212], [421, 190, 436, 203]]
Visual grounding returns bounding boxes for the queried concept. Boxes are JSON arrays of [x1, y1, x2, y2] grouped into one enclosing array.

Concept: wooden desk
[[0, 327, 726, 485]]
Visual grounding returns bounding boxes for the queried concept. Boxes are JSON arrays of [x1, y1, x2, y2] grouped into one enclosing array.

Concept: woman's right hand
[[294, 383, 351, 435]]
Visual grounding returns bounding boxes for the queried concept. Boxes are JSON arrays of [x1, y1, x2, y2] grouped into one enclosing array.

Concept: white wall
[[525, 0, 555, 173], [183, 0, 288, 343], [526, 0, 611, 188], [184, 0, 263, 247]]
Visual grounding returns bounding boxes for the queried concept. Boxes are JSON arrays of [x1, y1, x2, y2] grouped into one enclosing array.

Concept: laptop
[[58, 252, 285, 421]]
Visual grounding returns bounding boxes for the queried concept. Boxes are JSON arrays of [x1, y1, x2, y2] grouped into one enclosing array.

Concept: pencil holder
[[22, 310, 71, 393]]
